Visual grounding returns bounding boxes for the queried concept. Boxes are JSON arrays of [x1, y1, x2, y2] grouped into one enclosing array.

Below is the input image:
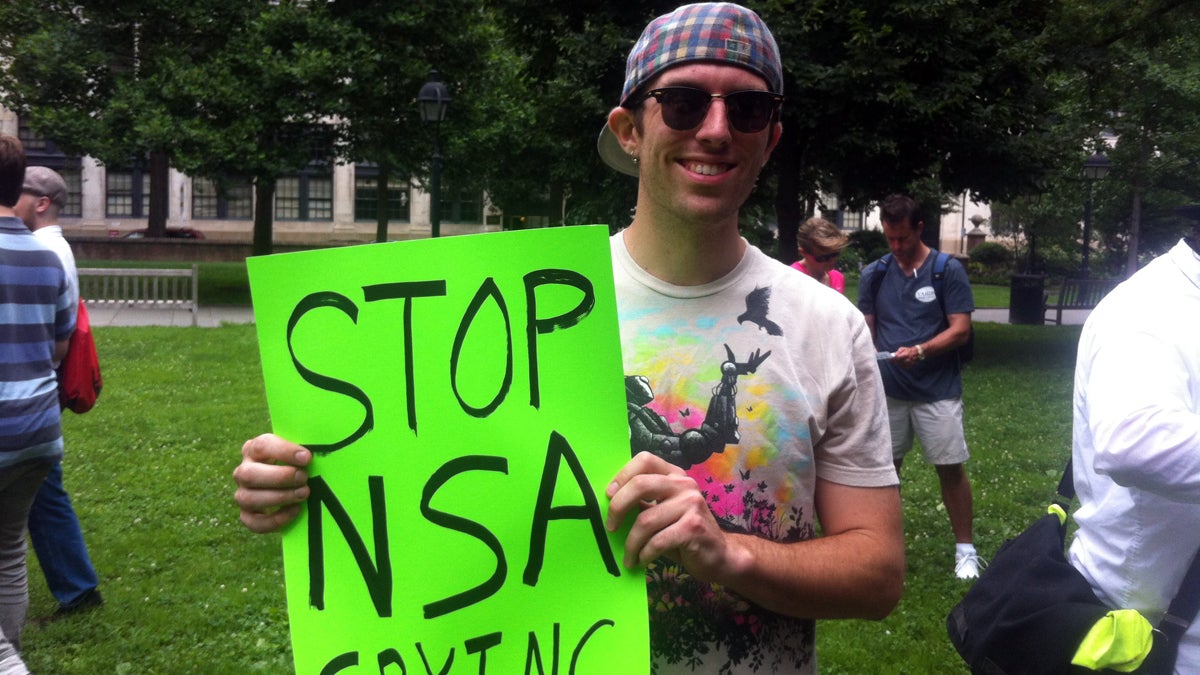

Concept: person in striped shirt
[[0, 135, 74, 675]]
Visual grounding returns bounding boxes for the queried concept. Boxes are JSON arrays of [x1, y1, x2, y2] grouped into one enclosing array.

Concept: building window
[[354, 167, 410, 222], [58, 169, 83, 218], [275, 171, 333, 221], [842, 210, 865, 231], [18, 121, 82, 217], [17, 122, 50, 153], [193, 177, 253, 219], [106, 169, 149, 217], [441, 185, 484, 224]]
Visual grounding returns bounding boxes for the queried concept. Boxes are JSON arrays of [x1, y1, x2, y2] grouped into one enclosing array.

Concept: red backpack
[[57, 299, 103, 414]]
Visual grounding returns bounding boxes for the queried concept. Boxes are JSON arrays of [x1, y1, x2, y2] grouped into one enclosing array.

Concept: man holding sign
[[236, 3, 903, 673]]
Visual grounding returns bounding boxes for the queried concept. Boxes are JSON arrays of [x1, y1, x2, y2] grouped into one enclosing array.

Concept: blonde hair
[[796, 217, 847, 253]]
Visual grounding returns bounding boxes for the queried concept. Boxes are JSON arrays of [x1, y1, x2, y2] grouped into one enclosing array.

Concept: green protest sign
[[248, 226, 648, 674]]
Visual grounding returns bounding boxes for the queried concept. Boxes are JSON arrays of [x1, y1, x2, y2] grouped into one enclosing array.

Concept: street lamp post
[[1081, 152, 1111, 277], [418, 70, 451, 238]]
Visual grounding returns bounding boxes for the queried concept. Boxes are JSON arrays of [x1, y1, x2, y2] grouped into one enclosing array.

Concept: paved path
[[87, 305, 256, 328], [973, 307, 1091, 326], [86, 304, 1091, 328]]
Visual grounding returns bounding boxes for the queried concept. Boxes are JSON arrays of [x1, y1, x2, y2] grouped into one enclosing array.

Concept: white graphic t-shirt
[[611, 233, 896, 674]]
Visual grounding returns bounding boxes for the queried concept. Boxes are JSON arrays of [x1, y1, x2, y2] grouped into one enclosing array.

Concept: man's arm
[[606, 452, 904, 620], [1086, 330, 1200, 502], [53, 338, 69, 365], [892, 312, 970, 367]]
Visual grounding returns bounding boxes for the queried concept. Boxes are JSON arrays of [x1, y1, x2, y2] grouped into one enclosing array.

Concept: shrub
[[848, 229, 888, 263], [968, 242, 1013, 268], [837, 246, 864, 274]]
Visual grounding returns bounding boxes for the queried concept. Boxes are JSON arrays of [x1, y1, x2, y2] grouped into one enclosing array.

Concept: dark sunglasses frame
[[807, 250, 841, 263], [633, 86, 784, 134]]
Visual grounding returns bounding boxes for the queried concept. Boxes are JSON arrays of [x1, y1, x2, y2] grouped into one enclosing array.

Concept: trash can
[[1009, 274, 1046, 325]]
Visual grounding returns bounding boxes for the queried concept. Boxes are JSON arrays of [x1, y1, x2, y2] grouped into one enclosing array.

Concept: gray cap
[[23, 166, 68, 209]]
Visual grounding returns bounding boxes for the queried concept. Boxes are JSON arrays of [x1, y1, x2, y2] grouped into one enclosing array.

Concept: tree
[[989, 0, 1200, 278], [322, 0, 492, 242], [482, 0, 1064, 254], [161, 2, 361, 255], [761, 0, 1060, 262], [1055, 0, 1200, 275], [0, 0, 256, 235], [479, 0, 662, 229]]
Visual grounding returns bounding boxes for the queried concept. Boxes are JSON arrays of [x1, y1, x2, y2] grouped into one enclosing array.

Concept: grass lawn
[[19, 319, 1078, 673], [844, 278, 1011, 308]]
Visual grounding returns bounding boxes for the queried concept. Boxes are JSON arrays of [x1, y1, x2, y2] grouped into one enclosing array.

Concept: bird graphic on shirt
[[737, 286, 783, 336]]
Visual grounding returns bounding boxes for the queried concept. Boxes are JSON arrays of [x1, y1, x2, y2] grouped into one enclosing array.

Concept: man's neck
[[622, 218, 746, 286], [896, 245, 931, 275], [0, 206, 15, 218]]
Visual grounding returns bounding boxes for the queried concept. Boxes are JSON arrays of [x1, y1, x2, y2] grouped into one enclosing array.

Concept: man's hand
[[605, 452, 741, 582], [893, 345, 922, 369], [233, 433, 313, 534], [605, 453, 905, 620]]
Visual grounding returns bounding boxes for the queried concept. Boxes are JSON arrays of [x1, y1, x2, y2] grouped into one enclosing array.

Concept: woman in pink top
[[790, 216, 848, 293]]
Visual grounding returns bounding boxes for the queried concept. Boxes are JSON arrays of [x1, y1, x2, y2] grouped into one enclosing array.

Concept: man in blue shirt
[[858, 193, 981, 579], [0, 135, 74, 673]]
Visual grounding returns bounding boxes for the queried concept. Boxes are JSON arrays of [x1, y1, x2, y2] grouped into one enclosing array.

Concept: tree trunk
[[773, 129, 803, 264], [549, 181, 565, 226], [920, 198, 941, 251], [1126, 187, 1142, 279], [147, 150, 170, 235], [375, 165, 390, 243], [253, 178, 276, 256], [1125, 130, 1152, 279]]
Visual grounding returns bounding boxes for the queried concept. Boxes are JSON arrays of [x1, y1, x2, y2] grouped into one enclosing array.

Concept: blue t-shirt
[[858, 251, 973, 402]]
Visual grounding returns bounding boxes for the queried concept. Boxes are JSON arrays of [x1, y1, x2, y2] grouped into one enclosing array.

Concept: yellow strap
[[1071, 609, 1155, 672], [1047, 502, 1067, 525]]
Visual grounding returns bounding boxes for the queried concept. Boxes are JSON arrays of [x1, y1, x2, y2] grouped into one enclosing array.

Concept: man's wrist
[[916, 344, 926, 360]]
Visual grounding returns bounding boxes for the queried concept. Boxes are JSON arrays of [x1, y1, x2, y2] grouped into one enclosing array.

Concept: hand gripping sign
[[249, 226, 649, 674]]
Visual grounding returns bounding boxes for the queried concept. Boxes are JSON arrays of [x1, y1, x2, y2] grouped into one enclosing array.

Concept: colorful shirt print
[[611, 233, 895, 674]]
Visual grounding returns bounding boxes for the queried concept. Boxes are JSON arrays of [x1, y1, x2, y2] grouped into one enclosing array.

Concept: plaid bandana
[[620, 2, 783, 105]]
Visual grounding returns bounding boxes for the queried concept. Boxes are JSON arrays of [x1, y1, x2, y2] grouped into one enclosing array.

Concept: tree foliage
[[762, 0, 1062, 261], [0, 0, 493, 253], [2, 0, 1197, 265], [0, 0, 261, 233], [991, 0, 1200, 276]]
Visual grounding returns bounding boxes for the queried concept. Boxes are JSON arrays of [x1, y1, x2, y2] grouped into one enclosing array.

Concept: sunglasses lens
[[726, 92, 778, 133], [657, 89, 711, 131]]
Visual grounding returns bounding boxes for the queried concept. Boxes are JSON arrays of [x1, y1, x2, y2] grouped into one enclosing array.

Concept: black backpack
[[868, 251, 974, 365]]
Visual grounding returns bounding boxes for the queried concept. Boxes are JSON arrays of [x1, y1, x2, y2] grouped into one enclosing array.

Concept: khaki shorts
[[886, 396, 969, 465]]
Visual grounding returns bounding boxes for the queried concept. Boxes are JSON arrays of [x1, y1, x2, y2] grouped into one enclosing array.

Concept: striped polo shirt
[[0, 215, 74, 469]]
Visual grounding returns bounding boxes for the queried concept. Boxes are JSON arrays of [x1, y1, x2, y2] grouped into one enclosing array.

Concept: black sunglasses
[[808, 251, 840, 263], [634, 86, 783, 134]]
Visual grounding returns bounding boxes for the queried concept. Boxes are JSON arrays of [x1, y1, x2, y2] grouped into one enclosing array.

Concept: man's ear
[[608, 107, 640, 155]]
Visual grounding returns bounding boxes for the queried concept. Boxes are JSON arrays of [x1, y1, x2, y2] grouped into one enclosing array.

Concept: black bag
[[946, 460, 1199, 674]]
